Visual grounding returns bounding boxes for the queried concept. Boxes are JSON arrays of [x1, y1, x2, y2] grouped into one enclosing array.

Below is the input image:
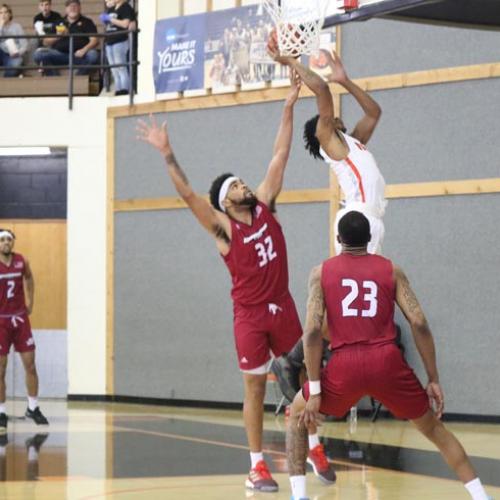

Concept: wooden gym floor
[[0, 400, 498, 499]]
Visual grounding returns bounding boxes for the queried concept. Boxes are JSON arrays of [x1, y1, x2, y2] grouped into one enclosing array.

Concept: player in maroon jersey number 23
[[286, 211, 491, 500], [137, 71, 311, 493], [0, 229, 49, 432]]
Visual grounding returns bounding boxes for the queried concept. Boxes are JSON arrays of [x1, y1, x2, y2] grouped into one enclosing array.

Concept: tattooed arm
[[137, 115, 231, 250], [298, 264, 326, 429], [304, 265, 326, 382], [394, 264, 443, 417]]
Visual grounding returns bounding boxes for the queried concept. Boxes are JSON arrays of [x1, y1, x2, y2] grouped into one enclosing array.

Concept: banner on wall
[[153, 4, 337, 94], [153, 13, 206, 93]]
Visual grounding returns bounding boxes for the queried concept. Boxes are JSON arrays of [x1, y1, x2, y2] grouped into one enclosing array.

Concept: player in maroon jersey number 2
[[137, 71, 309, 493], [0, 230, 49, 432], [286, 211, 491, 500]]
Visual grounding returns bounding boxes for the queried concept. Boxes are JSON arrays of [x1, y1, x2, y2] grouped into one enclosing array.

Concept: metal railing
[[0, 30, 139, 109]]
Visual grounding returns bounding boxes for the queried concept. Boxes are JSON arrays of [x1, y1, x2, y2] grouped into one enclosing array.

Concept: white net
[[263, 0, 329, 56]]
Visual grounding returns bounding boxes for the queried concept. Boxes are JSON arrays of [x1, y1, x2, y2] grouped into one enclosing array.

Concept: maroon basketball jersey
[[223, 202, 289, 305], [0, 253, 27, 315], [321, 253, 397, 350]]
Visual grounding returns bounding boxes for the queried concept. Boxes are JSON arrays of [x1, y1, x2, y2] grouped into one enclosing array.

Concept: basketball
[[310, 48, 329, 69]]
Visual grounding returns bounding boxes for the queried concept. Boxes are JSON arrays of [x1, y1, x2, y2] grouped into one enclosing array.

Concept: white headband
[[218, 176, 239, 213], [0, 231, 13, 240]]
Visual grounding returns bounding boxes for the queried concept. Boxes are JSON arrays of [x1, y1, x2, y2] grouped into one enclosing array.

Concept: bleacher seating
[[0, 1, 107, 96]]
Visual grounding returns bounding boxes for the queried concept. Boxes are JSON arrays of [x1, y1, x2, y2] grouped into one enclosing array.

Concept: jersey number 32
[[341, 278, 378, 317], [255, 236, 277, 268]]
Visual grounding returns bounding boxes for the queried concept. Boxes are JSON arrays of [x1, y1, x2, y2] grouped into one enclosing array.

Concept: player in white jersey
[[270, 47, 387, 254]]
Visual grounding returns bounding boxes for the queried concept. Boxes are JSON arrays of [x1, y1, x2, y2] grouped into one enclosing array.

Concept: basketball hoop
[[263, 0, 329, 56]]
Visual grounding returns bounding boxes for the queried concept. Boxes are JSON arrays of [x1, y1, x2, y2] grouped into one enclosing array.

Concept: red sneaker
[[245, 460, 279, 492], [307, 444, 336, 484]]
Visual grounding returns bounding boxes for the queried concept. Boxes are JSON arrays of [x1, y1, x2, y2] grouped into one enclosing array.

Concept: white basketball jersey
[[320, 132, 387, 217]]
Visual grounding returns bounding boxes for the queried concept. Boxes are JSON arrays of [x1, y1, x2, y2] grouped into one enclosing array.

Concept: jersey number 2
[[341, 279, 378, 317], [6, 280, 15, 299], [255, 236, 277, 268]]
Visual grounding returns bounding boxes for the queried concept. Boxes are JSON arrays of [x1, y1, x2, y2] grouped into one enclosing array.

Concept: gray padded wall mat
[[384, 193, 500, 415], [115, 98, 329, 201], [114, 203, 329, 402], [342, 18, 500, 79], [341, 78, 500, 184]]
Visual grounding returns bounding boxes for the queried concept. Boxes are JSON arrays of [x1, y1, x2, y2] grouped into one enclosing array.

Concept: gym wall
[[110, 17, 500, 415]]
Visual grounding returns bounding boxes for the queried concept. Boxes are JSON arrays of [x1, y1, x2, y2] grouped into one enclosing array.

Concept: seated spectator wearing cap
[[0, 4, 28, 77], [33, 0, 99, 76], [100, 0, 136, 95], [33, 0, 63, 48]]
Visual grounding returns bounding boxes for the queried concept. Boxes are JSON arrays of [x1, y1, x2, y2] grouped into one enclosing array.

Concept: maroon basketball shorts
[[303, 343, 430, 420], [0, 314, 36, 356], [233, 293, 302, 371]]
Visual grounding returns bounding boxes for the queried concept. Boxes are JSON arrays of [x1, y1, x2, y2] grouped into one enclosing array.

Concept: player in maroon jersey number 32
[[137, 70, 327, 493], [0, 229, 49, 431]]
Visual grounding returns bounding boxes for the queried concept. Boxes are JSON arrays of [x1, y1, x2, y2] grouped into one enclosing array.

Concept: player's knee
[[244, 376, 267, 400], [24, 361, 37, 376], [289, 391, 306, 419], [414, 411, 443, 440], [0, 358, 6, 378]]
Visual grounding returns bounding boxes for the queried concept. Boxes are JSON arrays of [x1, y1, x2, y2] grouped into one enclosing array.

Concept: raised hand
[[136, 114, 171, 155], [325, 50, 348, 85]]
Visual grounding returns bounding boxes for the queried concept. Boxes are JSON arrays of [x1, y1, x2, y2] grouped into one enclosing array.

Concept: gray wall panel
[[341, 78, 500, 184], [114, 203, 329, 403], [343, 19, 500, 79], [383, 193, 500, 415], [115, 99, 329, 200]]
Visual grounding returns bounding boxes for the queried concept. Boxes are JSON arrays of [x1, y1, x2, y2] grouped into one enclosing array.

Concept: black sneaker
[[0, 413, 7, 433], [25, 433, 49, 452], [270, 355, 301, 402], [25, 407, 49, 425]]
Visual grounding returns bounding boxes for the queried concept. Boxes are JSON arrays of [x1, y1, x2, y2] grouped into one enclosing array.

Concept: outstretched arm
[[256, 69, 301, 210], [326, 51, 381, 144], [267, 42, 346, 159], [394, 265, 443, 418], [272, 51, 333, 121], [136, 115, 231, 247]]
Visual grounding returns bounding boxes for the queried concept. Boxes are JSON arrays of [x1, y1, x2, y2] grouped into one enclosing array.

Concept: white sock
[[308, 433, 320, 450], [0, 403, 6, 415], [290, 475, 306, 499], [28, 397, 38, 411], [465, 478, 489, 500], [250, 451, 264, 469], [0, 446, 5, 457], [28, 447, 38, 462]]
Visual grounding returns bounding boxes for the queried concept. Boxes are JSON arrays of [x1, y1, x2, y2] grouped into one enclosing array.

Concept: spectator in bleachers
[[100, 0, 136, 95], [33, 0, 99, 76], [33, 0, 63, 48], [0, 4, 28, 77]]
